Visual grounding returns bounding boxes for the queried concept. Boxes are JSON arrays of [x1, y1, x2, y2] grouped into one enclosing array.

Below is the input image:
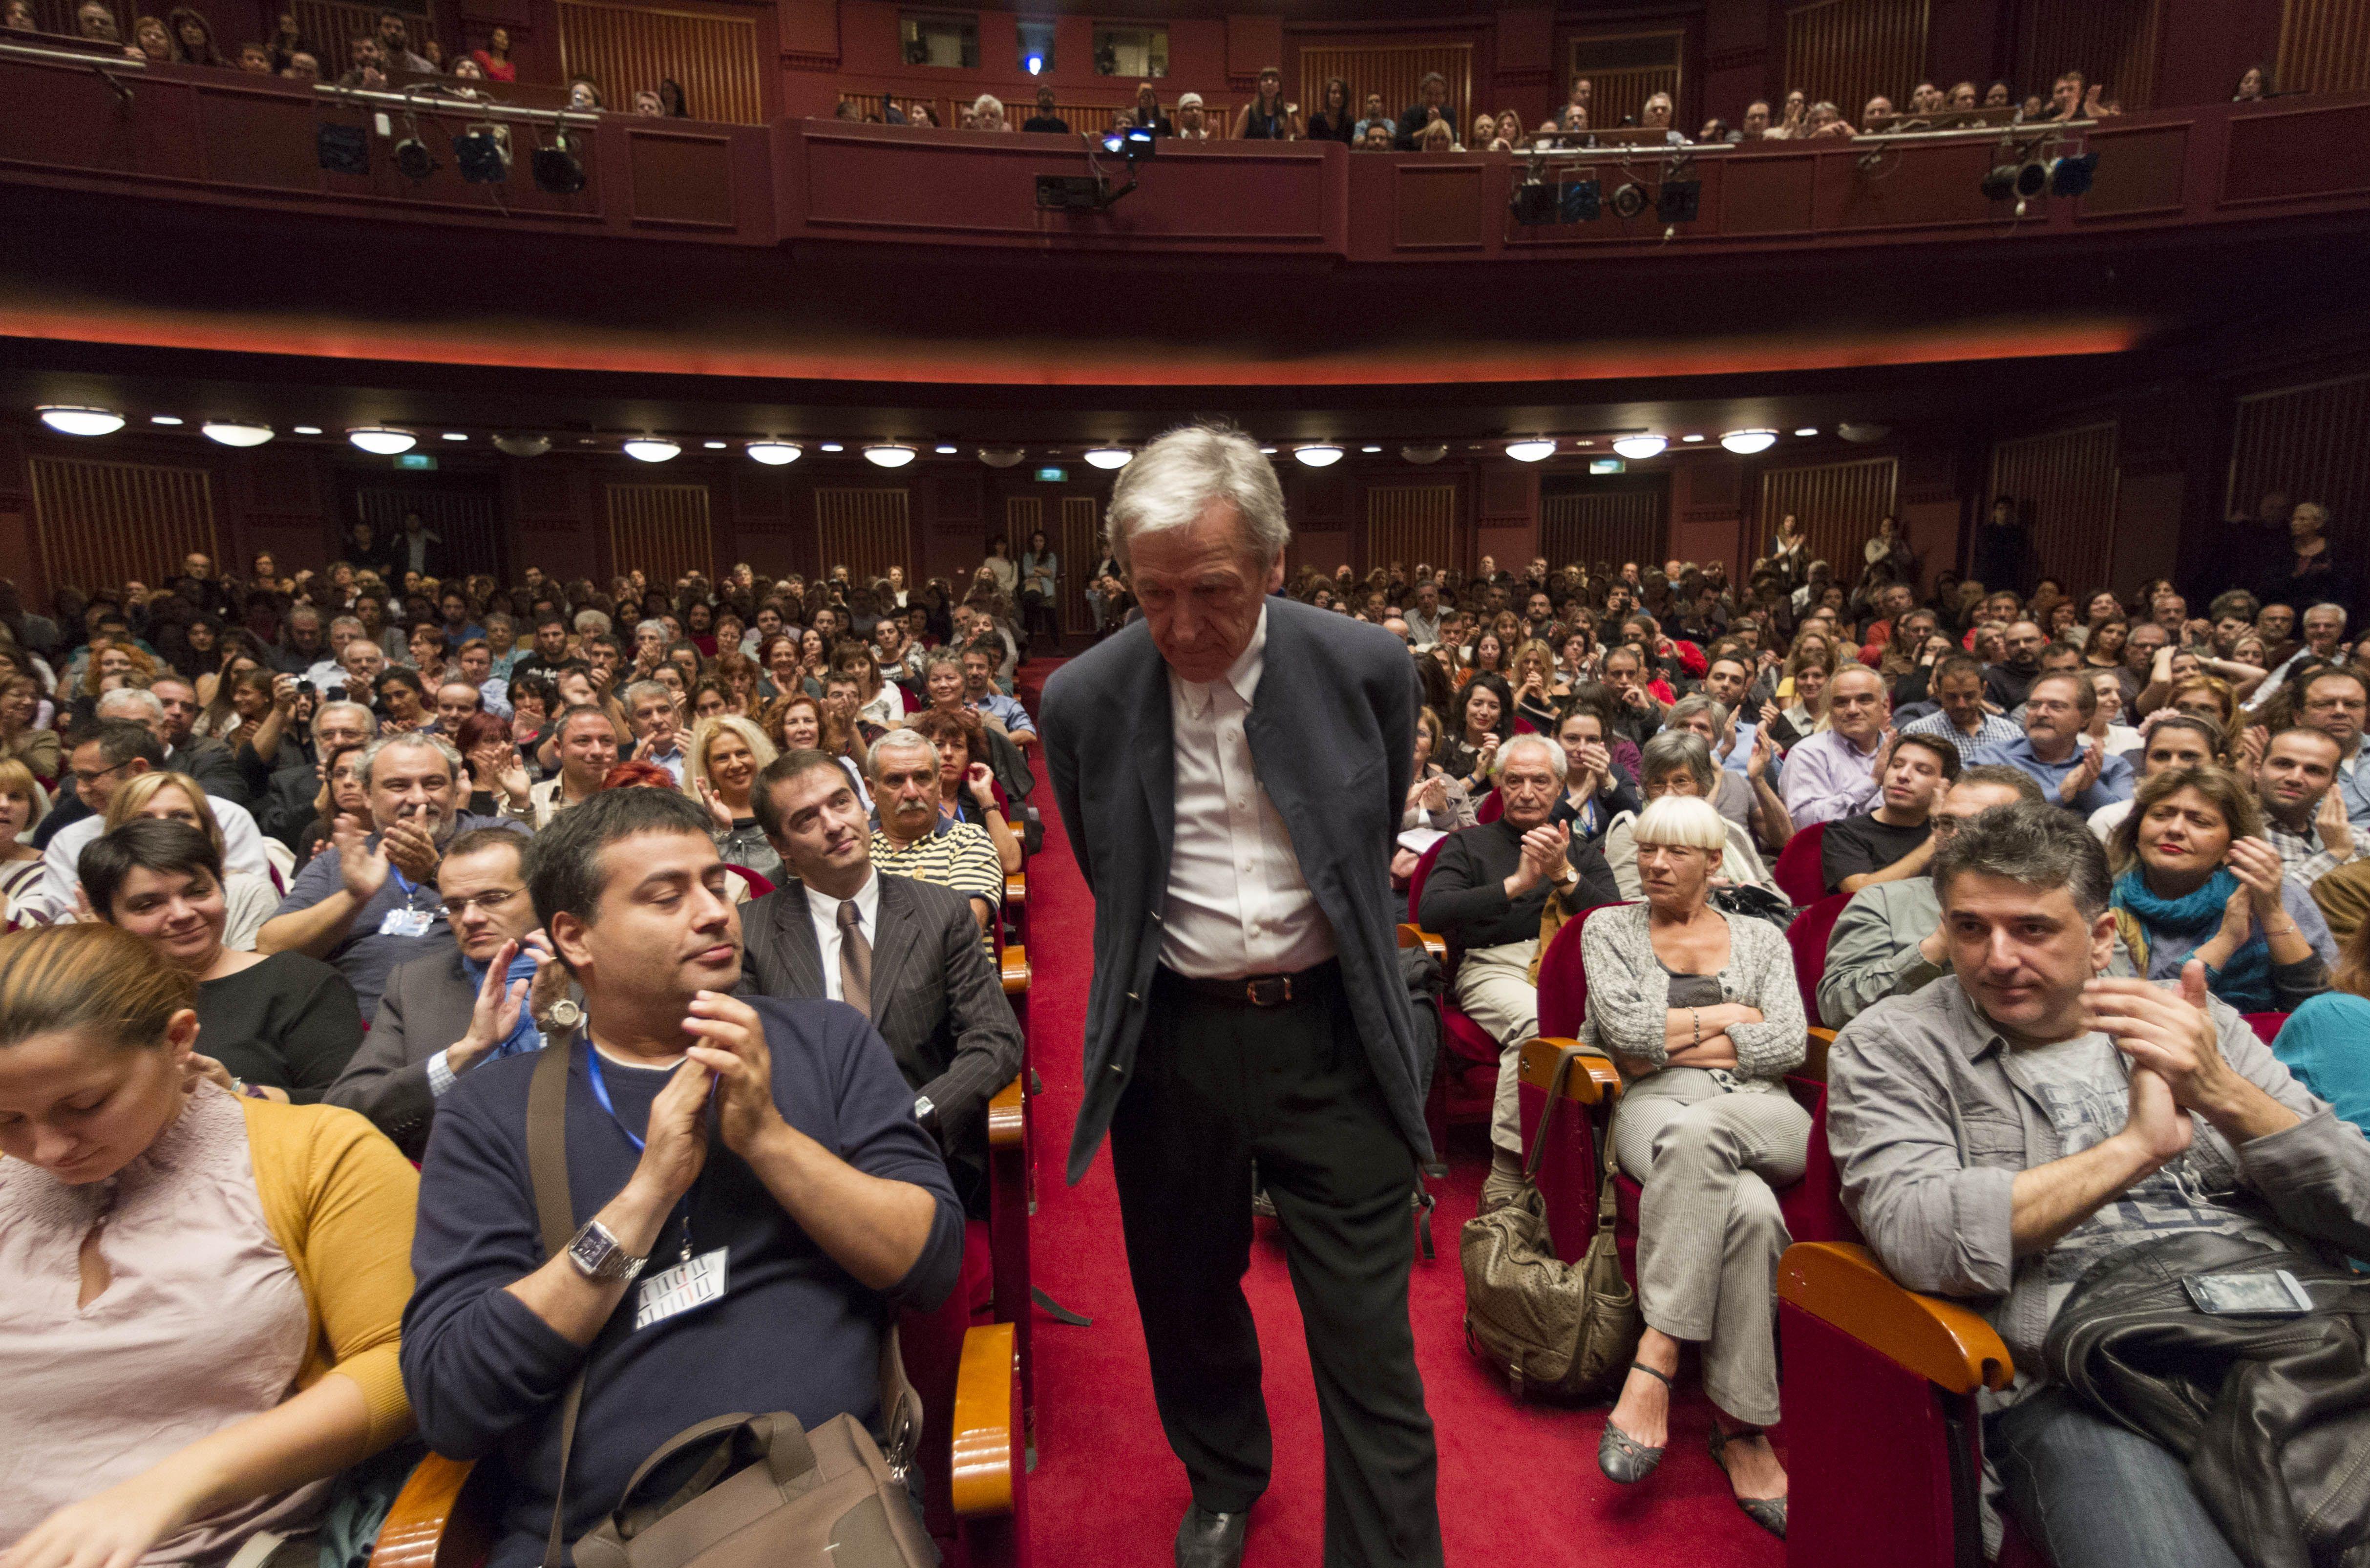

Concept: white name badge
[[635, 1247, 729, 1331], [378, 907, 434, 938]]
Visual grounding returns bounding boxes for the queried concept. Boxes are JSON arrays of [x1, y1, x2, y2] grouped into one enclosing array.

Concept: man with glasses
[[27, 718, 270, 923], [2296, 667, 2370, 829], [1971, 671, 2135, 814], [328, 828, 571, 1158]]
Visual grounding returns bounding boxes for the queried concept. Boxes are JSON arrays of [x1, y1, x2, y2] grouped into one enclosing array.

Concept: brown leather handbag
[[525, 1043, 936, 1568], [1459, 1043, 1641, 1401]]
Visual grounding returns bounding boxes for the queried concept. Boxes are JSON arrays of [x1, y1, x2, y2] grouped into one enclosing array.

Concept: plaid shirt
[[2264, 815, 2351, 888], [1901, 708, 2024, 765]]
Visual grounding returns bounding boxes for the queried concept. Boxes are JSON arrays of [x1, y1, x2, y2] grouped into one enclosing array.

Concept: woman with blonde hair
[[0, 756, 45, 924], [683, 713, 781, 885], [102, 770, 281, 947], [767, 692, 871, 811], [1763, 637, 1834, 752], [0, 922, 415, 1565], [1507, 639, 1562, 730]]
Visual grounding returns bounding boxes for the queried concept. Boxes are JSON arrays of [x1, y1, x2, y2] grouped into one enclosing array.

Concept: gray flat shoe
[[1707, 1424, 1787, 1539], [1596, 1362, 1672, 1484]]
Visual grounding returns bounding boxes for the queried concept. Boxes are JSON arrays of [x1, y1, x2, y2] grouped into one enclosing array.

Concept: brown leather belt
[[1159, 959, 1340, 1008]]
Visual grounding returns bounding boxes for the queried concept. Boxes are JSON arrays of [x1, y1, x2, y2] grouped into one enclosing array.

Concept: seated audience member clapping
[[1827, 803, 2370, 1568], [400, 788, 963, 1568], [1971, 670, 2136, 812], [1416, 733, 1620, 1209], [1604, 732, 1778, 900], [99, 769, 281, 948], [325, 828, 570, 1158], [1664, 695, 1791, 853], [908, 708, 1023, 875], [2107, 767, 2335, 1012], [2250, 725, 2356, 889], [0, 924, 417, 1566], [867, 728, 1005, 937], [1441, 672, 1514, 791], [83, 819, 364, 1102], [1551, 699, 1642, 842], [1583, 794, 1806, 1536], [741, 748, 1024, 1214], [1405, 706, 1479, 833], [1778, 665, 1891, 826], [2086, 712, 2225, 840], [1820, 733, 1959, 895], [682, 713, 782, 886], [29, 719, 270, 925]]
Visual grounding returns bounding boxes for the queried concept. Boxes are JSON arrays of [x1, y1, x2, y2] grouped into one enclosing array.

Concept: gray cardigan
[[1578, 901, 1807, 1081]]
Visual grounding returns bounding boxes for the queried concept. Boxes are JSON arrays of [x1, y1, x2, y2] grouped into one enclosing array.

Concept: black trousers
[[1108, 963, 1444, 1568]]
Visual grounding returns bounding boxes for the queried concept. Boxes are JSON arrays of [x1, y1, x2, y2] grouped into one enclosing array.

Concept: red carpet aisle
[[1013, 657, 1783, 1568]]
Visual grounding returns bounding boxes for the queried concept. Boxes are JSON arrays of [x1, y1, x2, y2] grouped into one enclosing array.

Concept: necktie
[[837, 899, 872, 1018]]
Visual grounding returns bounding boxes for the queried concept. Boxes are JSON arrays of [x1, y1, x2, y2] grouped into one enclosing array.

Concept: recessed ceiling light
[[977, 447, 1024, 468], [436, 431, 464, 442], [36, 406, 125, 436], [494, 434, 551, 457], [746, 442, 802, 466], [1503, 439, 1556, 463], [293, 425, 322, 436], [1577, 440, 1593, 447], [702, 440, 727, 450], [622, 437, 681, 463], [1611, 435, 1667, 460], [150, 415, 184, 426], [1400, 445, 1447, 464], [1292, 445, 1344, 468], [934, 444, 958, 455], [1681, 433, 1706, 443], [1720, 429, 1779, 455], [1258, 445, 1278, 454], [347, 427, 415, 454], [1794, 427, 1819, 438], [863, 443, 917, 468], [1360, 445, 1382, 453], [203, 421, 275, 447], [1083, 448, 1132, 470], [820, 443, 844, 453]]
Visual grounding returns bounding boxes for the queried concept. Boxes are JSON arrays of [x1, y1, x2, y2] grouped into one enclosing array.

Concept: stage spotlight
[[1400, 445, 1447, 465], [202, 421, 274, 447], [1720, 430, 1778, 455], [1503, 439, 1556, 463], [1611, 434, 1667, 460], [1609, 182, 1648, 219], [394, 137, 438, 181], [623, 437, 681, 463], [1083, 448, 1133, 470], [1292, 445, 1344, 468], [1559, 179, 1600, 222], [532, 133, 586, 195], [452, 127, 509, 183], [2049, 151, 2097, 197], [864, 443, 917, 468], [316, 123, 368, 176], [493, 434, 551, 457], [1510, 180, 1556, 226], [978, 447, 1025, 468], [37, 406, 124, 436], [347, 427, 416, 455], [746, 442, 802, 466], [1656, 180, 1700, 223]]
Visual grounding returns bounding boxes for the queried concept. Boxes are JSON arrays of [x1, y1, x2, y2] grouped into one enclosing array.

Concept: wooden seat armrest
[[999, 944, 1030, 996], [987, 1075, 1025, 1150], [950, 1322, 1018, 1519], [1516, 1037, 1622, 1105], [1799, 1026, 1834, 1085], [1778, 1242, 2015, 1395], [366, 1453, 490, 1568], [1004, 873, 1026, 907], [1396, 923, 1446, 964]]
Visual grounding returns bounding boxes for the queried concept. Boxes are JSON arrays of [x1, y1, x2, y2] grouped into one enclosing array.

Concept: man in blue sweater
[[401, 788, 964, 1567]]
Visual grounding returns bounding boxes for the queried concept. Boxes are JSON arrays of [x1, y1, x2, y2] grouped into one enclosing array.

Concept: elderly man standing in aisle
[[1041, 424, 1442, 1568]]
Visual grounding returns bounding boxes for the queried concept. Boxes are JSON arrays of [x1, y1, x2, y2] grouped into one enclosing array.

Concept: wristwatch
[[538, 998, 584, 1037], [913, 1094, 939, 1138], [566, 1219, 646, 1283]]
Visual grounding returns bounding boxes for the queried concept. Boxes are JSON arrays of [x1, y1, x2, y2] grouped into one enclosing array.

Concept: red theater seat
[[1400, 839, 1501, 1170], [1772, 822, 1828, 907], [1786, 892, 1854, 1023]]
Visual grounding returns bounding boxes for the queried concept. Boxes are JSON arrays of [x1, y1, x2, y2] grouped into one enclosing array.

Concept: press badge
[[635, 1248, 729, 1330], [378, 907, 434, 937]]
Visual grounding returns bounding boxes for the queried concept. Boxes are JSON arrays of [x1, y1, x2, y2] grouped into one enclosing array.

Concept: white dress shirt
[[1159, 607, 1336, 980], [805, 869, 881, 1003], [32, 792, 269, 923]]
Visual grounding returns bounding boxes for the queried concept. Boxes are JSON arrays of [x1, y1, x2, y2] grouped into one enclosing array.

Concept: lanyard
[[584, 1043, 700, 1261]]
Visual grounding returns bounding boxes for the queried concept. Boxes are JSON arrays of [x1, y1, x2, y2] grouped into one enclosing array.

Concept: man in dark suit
[[738, 748, 1024, 1213], [1041, 424, 1441, 1568], [324, 827, 569, 1157]]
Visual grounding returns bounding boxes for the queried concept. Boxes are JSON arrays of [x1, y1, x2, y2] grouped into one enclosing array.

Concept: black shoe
[[1174, 1503, 1248, 1568]]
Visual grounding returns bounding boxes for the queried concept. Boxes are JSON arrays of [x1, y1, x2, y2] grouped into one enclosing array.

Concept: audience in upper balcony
[[1395, 70, 1452, 150], [1234, 65, 1299, 140]]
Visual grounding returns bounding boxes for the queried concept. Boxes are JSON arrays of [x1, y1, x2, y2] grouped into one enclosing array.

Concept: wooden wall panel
[[1541, 485, 1666, 572], [1782, 0, 1928, 117], [814, 486, 911, 587], [1058, 496, 1100, 637], [2277, 0, 2370, 93], [1298, 45, 1474, 140], [28, 456, 216, 596], [1566, 31, 1684, 135], [1988, 423, 2121, 595], [606, 482, 715, 587], [1757, 456, 1900, 578], [2227, 372, 2370, 564], [2017, 0, 2160, 111], [1364, 483, 1457, 575], [558, 0, 762, 124]]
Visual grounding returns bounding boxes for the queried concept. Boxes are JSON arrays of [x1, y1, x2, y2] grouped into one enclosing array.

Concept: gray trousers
[[1610, 1068, 1811, 1427], [1450, 940, 1540, 1156]]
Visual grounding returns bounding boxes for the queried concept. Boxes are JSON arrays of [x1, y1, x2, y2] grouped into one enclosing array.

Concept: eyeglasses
[[441, 886, 524, 918], [70, 760, 132, 787]]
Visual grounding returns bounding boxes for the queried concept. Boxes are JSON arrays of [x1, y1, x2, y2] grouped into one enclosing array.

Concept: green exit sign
[[395, 453, 438, 470], [1589, 457, 1625, 475], [1034, 466, 1067, 483]]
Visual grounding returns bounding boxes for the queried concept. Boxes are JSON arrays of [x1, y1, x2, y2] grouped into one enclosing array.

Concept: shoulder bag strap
[[527, 1040, 591, 1568], [1518, 1045, 1581, 1183]]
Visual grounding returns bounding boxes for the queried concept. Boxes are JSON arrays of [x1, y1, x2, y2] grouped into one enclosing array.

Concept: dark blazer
[[740, 872, 1023, 1210], [1042, 597, 1432, 1183], [167, 737, 249, 807], [325, 945, 479, 1158]]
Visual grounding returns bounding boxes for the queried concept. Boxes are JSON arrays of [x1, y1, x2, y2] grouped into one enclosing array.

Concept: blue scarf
[[460, 947, 546, 1061], [2112, 866, 2272, 1009]]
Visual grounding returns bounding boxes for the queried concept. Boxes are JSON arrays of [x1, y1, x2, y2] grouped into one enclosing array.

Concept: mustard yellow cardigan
[[237, 1095, 420, 1452]]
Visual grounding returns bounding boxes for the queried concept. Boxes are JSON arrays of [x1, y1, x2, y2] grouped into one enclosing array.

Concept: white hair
[[1494, 732, 1567, 782], [1632, 794, 1727, 851], [96, 687, 164, 722], [1105, 424, 1292, 574], [311, 701, 378, 741], [868, 725, 936, 783], [358, 730, 462, 791], [972, 93, 1006, 127]]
